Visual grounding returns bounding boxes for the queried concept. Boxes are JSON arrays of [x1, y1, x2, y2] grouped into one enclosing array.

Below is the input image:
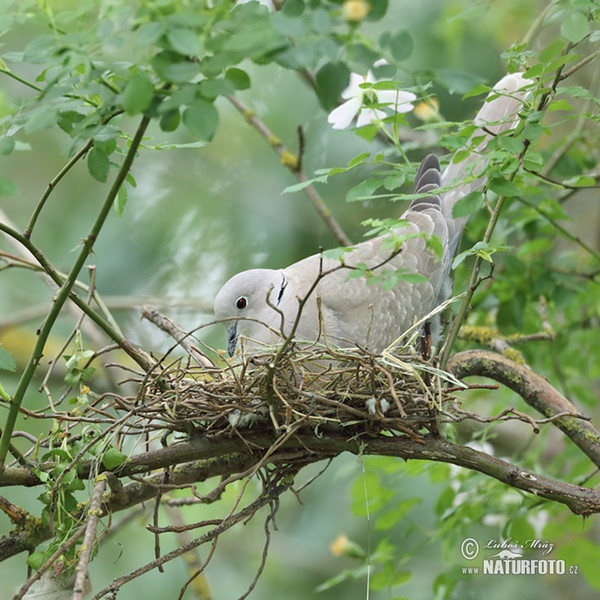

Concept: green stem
[[0, 224, 151, 370], [0, 67, 42, 92], [439, 193, 508, 369], [0, 115, 150, 470], [24, 140, 93, 239]]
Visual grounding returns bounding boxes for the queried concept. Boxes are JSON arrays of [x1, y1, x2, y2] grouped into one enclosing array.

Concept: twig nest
[[120, 345, 455, 441]]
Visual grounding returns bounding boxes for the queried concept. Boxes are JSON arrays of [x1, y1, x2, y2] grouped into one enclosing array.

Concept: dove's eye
[[236, 297, 248, 310]]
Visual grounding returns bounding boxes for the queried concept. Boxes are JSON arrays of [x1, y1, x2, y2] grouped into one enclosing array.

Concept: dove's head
[[213, 268, 287, 356]]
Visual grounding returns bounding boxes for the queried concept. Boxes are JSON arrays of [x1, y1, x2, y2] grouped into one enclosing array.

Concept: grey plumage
[[214, 73, 532, 356]]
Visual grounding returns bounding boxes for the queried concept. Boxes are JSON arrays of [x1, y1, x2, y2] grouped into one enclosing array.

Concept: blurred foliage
[[0, 0, 599, 599]]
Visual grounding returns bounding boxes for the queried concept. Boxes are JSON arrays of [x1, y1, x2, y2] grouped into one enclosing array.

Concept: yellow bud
[[330, 533, 349, 556], [414, 97, 440, 123], [343, 0, 370, 21], [330, 533, 367, 559]]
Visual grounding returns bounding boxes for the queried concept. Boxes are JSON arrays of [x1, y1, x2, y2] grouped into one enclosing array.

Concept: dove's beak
[[226, 323, 238, 357]]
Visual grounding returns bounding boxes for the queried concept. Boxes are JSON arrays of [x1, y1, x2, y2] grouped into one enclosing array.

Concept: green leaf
[[558, 538, 600, 590], [366, 0, 389, 21], [452, 241, 508, 269], [282, 0, 305, 16], [323, 247, 352, 261], [282, 174, 328, 194], [347, 152, 371, 168], [547, 98, 573, 112], [166, 28, 203, 56], [87, 147, 110, 183], [225, 68, 251, 91], [26, 551, 45, 571], [159, 109, 181, 132], [498, 135, 524, 154], [523, 63, 548, 80], [67, 476, 85, 491], [102, 447, 127, 470], [488, 178, 519, 197], [539, 38, 565, 63], [0, 177, 19, 197], [347, 42, 380, 74], [399, 272, 428, 285], [380, 30, 413, 62], [355, 124, 379, 142], [122, 72, 154, 116], [24, 107, 57, 133], [183, 99, 219, 141], [523, 120, 543, 143], [436, 68, 482, 95], [560, 10, 590, 43], [315, 62, 350, 111], [114, 185, 127, 217], [564, 175, 596, 187], [198, 78, 236, 99], [462, 83, 491, 100], [346, 178, 381, 202], [452, 190, 483, 218], [151, 52, 201, 83], [0, 136, 15, 155], [375, 496, 421, 527], [435, 486, 456, 516], [383, 171, 406, 191], [0, 347, 16, 372], [137, 22, 166, 47]]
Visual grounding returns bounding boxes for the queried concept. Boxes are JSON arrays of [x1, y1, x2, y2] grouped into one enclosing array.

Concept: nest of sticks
[[114, 341, 460, 444]]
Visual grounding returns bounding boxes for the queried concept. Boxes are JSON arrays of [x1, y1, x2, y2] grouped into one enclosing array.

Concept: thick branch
[[2, 424, 600, 565], [447, 350, 600, 468]]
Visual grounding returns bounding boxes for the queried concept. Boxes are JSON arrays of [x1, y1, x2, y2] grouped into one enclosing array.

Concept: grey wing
[[283, 155, 450, 349]]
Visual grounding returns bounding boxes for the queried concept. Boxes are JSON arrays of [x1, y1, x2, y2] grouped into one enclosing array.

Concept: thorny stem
[[24, 140, 93, 239], [0, 115, 151, 470]]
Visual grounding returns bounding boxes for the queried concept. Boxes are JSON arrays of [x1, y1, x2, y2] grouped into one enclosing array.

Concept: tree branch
[[447, 349, 600, 468], [0, 115, 152, 468]]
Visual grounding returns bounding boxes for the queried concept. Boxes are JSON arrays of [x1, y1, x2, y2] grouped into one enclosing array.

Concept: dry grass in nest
[[114, 343, 460, 443]]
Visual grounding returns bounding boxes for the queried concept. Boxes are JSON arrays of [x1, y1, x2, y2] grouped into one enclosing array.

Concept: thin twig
[[0, 115, 153, 468], [72, 476, 107, 600], [13, 524, 87, 600], [141, 305, 217, 369], [89, 479, 293, 600]]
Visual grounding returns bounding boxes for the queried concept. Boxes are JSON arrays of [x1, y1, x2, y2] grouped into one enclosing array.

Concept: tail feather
[[410, 154, 443, 212]]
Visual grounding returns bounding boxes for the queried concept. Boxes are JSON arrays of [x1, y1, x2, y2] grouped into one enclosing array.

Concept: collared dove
[[214, 73, 532, 356]]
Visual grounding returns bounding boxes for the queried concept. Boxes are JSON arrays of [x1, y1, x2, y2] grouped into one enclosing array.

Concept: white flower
[[328, 65, 417, 130]]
